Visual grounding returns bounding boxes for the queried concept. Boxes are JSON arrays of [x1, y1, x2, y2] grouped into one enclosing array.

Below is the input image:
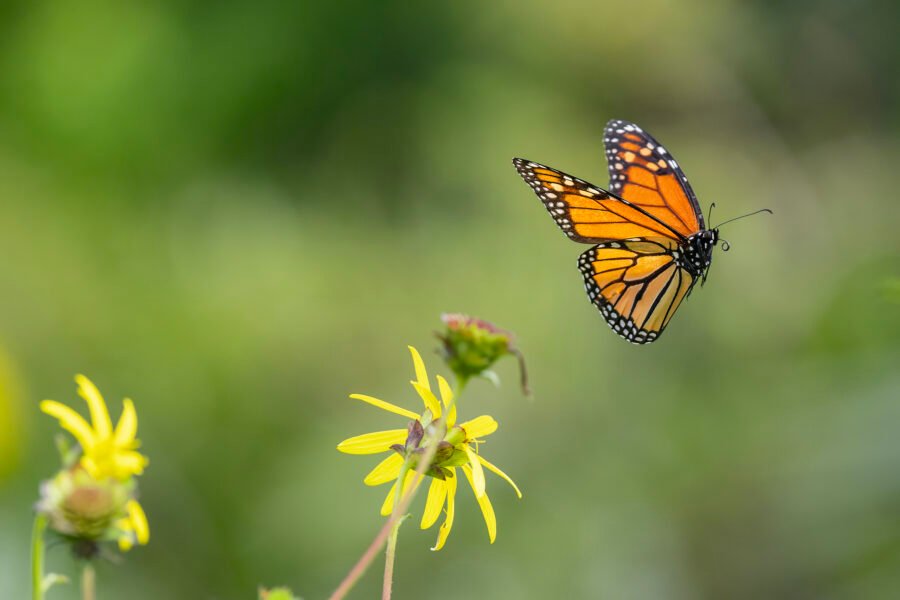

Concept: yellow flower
[[337, 346, 521, 550], [40, 374, 148, 481]]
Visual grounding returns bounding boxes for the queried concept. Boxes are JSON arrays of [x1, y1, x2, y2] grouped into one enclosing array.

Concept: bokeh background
[[1, 1, 898, 598]]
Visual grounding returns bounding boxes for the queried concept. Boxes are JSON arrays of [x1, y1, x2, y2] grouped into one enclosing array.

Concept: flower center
[[390, 419, 470, 480]]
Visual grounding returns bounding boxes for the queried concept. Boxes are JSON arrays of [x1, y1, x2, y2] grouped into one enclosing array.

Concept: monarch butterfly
[[513, 119, 769, 344]]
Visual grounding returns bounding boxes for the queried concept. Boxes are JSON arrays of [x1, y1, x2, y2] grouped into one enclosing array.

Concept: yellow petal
[[127, 500, 150, 545], [40, 400, 97, 450], [431, 470, 457, 551], [113, 399, 138, 447], [411, 382, 441, 419], [408, 346, 430, 392], [380, 480, 399, 516], [463, 465, 496, 543], [337, 429, 408, 455], [80, 456, 101, 479], [348, 394, 418, 420], [115, 516, 135, 551], [75, 374, 112, 439], [461, 415, 497, 440], [364, 453, 404, 486], [477, 454, 522, 499], [420, 477, 448, 529], [464, 445, 486, 497], [380, 470, 421, 516], [436, 375, 456, 426], [112, 451, 149, 477]]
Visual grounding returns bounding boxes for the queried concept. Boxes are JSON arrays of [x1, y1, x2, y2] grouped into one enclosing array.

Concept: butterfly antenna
[[714, 208, 773, 229], [707, 202, 716, 224]]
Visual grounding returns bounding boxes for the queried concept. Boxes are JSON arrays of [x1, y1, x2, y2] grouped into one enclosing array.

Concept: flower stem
[[382, 459, 412, 600], [31, 514, 47, 600], [81, 563, 95, 600]]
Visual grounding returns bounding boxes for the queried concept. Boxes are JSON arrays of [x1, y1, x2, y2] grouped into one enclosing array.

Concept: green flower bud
[[36, 466, 140, 557], [436, 313, 530, 394]]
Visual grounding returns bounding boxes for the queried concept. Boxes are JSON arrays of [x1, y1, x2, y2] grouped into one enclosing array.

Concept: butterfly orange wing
[[512, 158, 684, 243], [603, 119, 704, 237], [578, 238, 696, 343]]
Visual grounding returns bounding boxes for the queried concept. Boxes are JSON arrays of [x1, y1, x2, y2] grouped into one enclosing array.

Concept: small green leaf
[[42, 573, 69, 593], [441, 449, 470, 468], [53, 434, 77, 466], [480, 370, 501, 388], [258, 586, 300, 600]]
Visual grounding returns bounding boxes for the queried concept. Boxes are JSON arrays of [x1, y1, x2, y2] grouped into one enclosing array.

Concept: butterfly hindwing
[[512, 158, 685, 243], [578, 238, 696, 344], [603, 119, 704, 237]]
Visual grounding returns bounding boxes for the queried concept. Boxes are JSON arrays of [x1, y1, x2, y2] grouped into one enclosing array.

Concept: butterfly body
[[514, 119, 721, 344]]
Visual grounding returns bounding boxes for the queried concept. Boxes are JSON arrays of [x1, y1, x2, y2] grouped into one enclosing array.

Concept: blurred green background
[[1, 0, 898, 598]]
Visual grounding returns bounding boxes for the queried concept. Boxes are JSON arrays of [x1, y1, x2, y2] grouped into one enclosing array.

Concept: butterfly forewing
[[578, 239, 696, 343], [512, 158, 684, 243], [603, 119, 704, 236]]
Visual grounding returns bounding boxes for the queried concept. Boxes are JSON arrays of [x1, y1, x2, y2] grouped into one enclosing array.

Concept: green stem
[[382, 459, 412, 600], [81, 563, 95, 600], [31, 514, 47, 600], [455, 375, 469, 399]]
